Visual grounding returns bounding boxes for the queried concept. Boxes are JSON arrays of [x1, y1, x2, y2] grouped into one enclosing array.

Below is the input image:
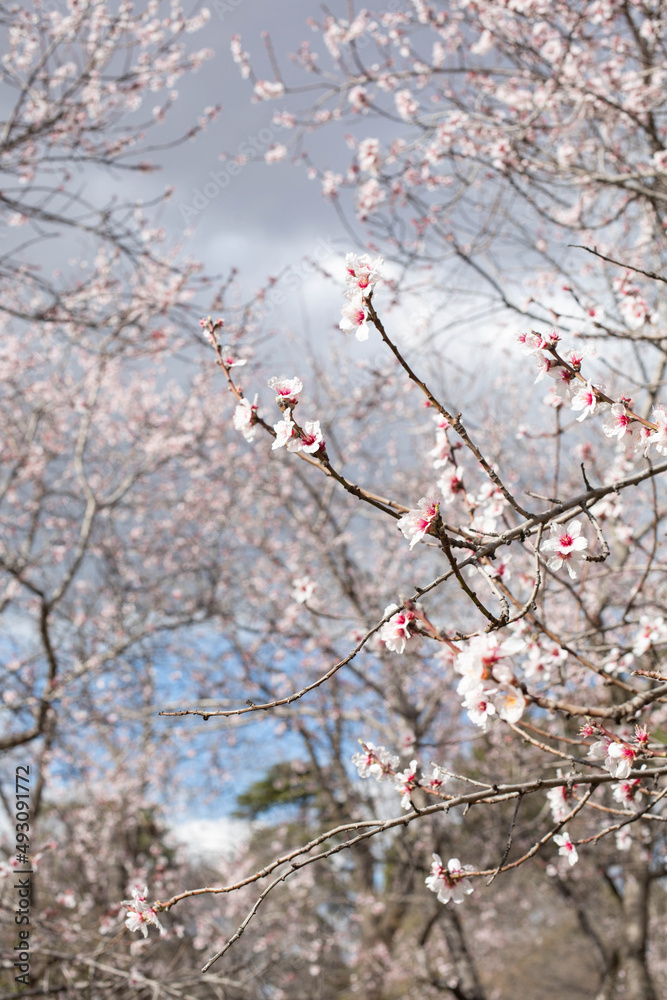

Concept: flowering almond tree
[[133, 4, 667, 997], [2, 2, 667, 999]]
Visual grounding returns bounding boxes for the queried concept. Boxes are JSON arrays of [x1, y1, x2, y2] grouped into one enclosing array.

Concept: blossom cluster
[[542, 519, 589, 580], [396, 497, 440, 549], [351, 742, 399, 781], [379, 604, 417, 654], [339, 253, 383, 341], [122, 886, 164, 938], [519, 329, 666, 458], [454, 633, 527, 730], [425, 855, 475, 905], [351, 744, 448, 812], [584, 724, 649, 779]]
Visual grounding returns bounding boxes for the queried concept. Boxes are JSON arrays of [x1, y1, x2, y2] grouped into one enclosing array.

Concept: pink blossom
[[612, 778, 641, 805], [587, 738, 637, 778], [394, 759, 420, 809], [619, 293, 649, 330], [379, 603, 416, 654], [272, 408, 298, 450], [267, 375, 303, 405], [437, 467, 465, 504], [321, 170, 344, 198], [603, 402, 631, 440], [395, 88, 418, 120], [571, 381, 600, 422], [494, 687, 526, 724], [233, 397, 258, 442], [547, 777, 576, 823], [462, 686, 496, 730], [122, 886, 165, 938], [648, 405, 667, 455], [542, 520, 588, 579], [253, 80, 285, 101], [292, 576, 315, 604], [218, 345, 247, 368], [632, 616, 667, 656], [455, 634, 525, 695], [299, 420, 325, 454], [358, 137, 381, 174], [356, 177, 385, 219], [616, 828, 633, 851], [344, 253, 384, 293], [425, 855, 475, 905], [348, 85, 369, 110], [340, 292, 370, 341], [625, 422, 653, 458], [396, 497, 440, 549], [265, 144, 287, 163], [554, 831, 578, 867], [428, 765, 448, 792], [351, 742, 399, 780]]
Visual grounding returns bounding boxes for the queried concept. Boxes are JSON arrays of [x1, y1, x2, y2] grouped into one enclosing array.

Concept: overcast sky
[[138, 1, 351, 297]]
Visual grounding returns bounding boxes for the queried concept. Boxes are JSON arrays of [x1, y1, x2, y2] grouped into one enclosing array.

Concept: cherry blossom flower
[[394, 759, 420, 809], [428, 765, 448, 792], [625, 421, 653, 458], [396, 497, 440, 549], [547, 776, 576, 822], [494, 687, 527, 724], [524, 639, 567, 683], [351, 742, 399, 780], [272, 408, 298, 450], [122, 886, 165, 938], [299, 420, 325, 454], [253, 80, 285, 100], [603, 402, 632, 440], [455, 633, 525, 695], [587, 738, 637, 779], [267, 375, 303, 405], [619, 292, 649, 330], [648, 405, 667, 455], [517, 329, 559, 354], [321, 170, 344, 198], [292, 576, 315, 604], [395, 88, 418, 119], [358, 137, 381, 174], [379, 603, 416, 654], [542, 520, 588, 579], [356, 177, 385, 219], [348, 84, 369, 110], [340, 292, 370, 341], [571, 380, 600, 422], [344, 253, 384, 294], [265, 144, 287, 164], [233, 397, 258, 442], [425, 855, 475, 905], [612, 778, 641, 806], [462, 686, 496, 730], [437, 467, 465, 504], [616, 828, 633, 851], [554, 831, 578, 867], [632, 616, 667, 656], [219, 346, 247, 368]]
